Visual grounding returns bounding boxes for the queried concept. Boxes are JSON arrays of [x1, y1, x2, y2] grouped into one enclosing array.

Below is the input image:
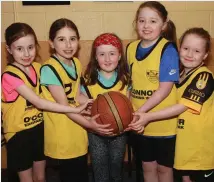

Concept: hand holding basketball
[[91, 91, 134, 135]]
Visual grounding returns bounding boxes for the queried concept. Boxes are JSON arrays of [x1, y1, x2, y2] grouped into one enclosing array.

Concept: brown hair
[[49, 18, 80, 41], [84, 33, 130, 91], [134, 1, 177, 43], [179, 27, 211, 66], [49, 18, 80, 55], [5, 22, 40, 63]]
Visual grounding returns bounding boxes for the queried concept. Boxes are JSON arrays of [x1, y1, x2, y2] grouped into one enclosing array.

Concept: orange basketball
[[91, 91, 134, 135]]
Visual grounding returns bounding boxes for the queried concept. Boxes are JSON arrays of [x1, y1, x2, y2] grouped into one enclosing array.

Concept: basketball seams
[[118, 95, 133, 126], [96, 96, 103, 124], [91, 91, 133, 135], [105, 93, 124, 133], [108, 92, 125, 130]]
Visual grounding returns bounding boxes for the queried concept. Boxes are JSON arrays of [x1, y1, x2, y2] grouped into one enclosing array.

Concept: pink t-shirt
[[2, 66, 37, 102]]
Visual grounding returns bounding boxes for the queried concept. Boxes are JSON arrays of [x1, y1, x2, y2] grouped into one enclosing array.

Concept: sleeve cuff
[[179, 98, 201, 114]]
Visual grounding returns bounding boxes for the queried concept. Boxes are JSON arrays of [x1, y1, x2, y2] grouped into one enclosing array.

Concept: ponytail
[[162, 20, 177, 43]]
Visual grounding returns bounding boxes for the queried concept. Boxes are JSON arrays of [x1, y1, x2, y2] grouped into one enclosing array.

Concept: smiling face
[[180, 34, 208, 73], [96, 44, 121, 76], [7, 34, 36, 66], [137, 7, 166, 47], [49, 27, 79, 62]]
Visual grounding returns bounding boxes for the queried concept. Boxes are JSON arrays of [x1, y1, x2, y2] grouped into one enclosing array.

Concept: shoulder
[[126, 40, 141, 50], [73, 57, 80, 62], [43, 56, 56, 65], [32, 62, 42, 74], [190, 70, 213, 92], [2, 73, 24, 90], [41, 57, 60, 73], [193, 69, 213, 82], [73, 57, 81, 67], [163, 42, 178, 53], [73, 57, 82, 73], [40, 65, 59, 79], [161, 42, 179, 58], [2, 72, 22, 81], [32, 62, 42, 68], [2, 65, 23, 80]]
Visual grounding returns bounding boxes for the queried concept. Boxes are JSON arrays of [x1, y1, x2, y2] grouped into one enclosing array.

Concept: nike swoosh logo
[[204, 171, 213, 178], [169, 71, 176, 75]]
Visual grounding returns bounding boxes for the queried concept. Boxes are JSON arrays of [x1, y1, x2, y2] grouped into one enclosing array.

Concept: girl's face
[[50, 27, 79, 62], [96, 44, 121, 75], [137, 7, 166, 47], [7, 34, 36, 66], [180, 34, 208, 73]]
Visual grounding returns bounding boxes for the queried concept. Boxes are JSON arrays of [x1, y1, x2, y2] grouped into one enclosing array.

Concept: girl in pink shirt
[[1, 22, 110, 182]]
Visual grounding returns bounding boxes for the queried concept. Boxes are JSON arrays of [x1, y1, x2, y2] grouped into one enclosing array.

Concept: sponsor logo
[[188, 88, 205, 98], [190, 94, 200, 102], [146, 70, 159, 83], [196, 73, 208, 90], [204, 171, 213, 178], [178, 119, 185, 129], [169, 69, 177, 75], [24, 112, 44, 127], [131, 89, 156, 100]]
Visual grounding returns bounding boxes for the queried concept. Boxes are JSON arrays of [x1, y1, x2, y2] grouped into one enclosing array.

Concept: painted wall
[[2, 1, 214, 41], [1, 1, 214, 73]]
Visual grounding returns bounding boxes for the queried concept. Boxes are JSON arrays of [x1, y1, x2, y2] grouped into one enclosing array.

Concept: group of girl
[[1, 1, 214, 182]]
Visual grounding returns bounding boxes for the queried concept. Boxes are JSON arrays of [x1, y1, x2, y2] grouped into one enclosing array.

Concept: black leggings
[[88, 132, 127, 182]]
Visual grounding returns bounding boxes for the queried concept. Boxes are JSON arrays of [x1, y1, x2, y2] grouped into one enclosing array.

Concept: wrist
[[137, 109, 145, 113], [146, 113, 155, 122]]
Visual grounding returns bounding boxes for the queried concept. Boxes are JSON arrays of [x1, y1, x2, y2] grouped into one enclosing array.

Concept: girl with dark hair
[[40, 18, 112, 182], [2, 22, 93, 182]]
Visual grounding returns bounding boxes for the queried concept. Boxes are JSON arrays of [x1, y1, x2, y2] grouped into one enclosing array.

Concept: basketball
[[91, 91, 134, 135]]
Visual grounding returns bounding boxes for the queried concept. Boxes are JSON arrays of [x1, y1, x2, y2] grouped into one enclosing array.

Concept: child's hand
[[88, 114, 114, 136], [74, 99, 93, 114], [124, 113, 140, 132], [128, 112, 149, 133]]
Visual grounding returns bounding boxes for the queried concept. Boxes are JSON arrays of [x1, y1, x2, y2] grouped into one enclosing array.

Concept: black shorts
[[6, 122, 45, 172], [46, 154, 89, 182], [175, 169, 214, 182], [137, 135, 176, 167]]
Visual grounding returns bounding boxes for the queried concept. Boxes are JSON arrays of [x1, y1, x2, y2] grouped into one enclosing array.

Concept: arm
[[137, 43, 179, 113], [129, 104, 187, 133], [2, 73, 89, 113], [138, 82, 174, 113], [16, 84, 90, 113], [47, 84, 112, 135], [76, 84, 89, 104]]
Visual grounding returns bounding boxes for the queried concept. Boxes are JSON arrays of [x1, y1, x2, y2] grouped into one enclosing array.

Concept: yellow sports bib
[[174, 65, 214, 170], [1, 62, 43, 141], [127, 38, 177, 136], [41, 56, 88, 159]]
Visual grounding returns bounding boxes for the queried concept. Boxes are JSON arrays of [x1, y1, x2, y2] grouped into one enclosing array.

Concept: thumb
[[133, 112, 141, 116], [92, 114, 100, 119]]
